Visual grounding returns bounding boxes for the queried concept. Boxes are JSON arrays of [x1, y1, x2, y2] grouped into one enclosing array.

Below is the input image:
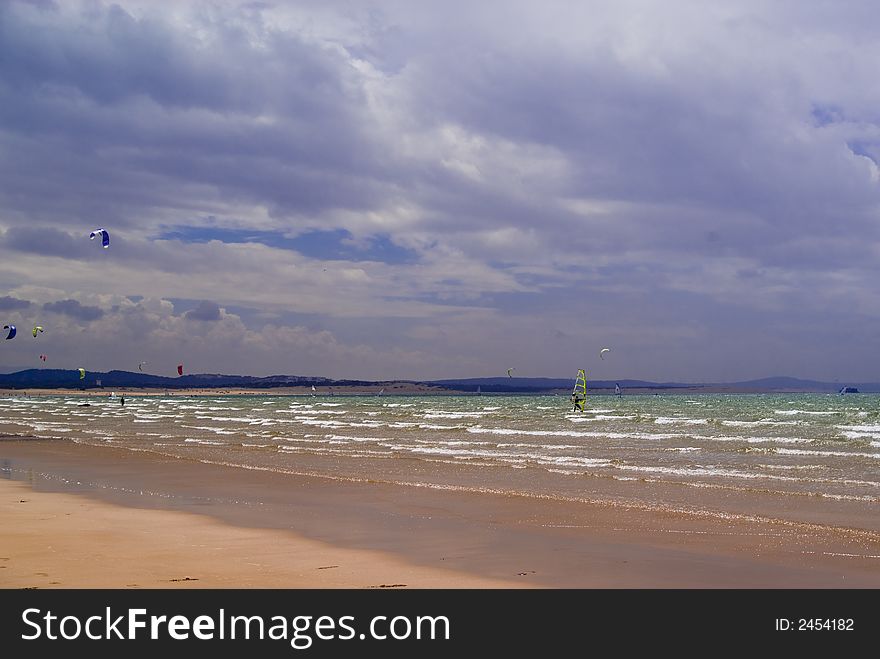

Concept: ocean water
[[1, 392, 878, 529]]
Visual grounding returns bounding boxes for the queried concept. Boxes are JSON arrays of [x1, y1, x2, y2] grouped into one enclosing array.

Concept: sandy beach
[[2, 437, 879, 589], [0, 477, 526, 589]]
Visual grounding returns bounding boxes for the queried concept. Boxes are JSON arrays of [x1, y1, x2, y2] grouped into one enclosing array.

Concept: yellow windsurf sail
[[571, 369, 587, 412]]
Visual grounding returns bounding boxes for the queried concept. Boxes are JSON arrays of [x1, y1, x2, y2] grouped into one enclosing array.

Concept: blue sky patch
[[158, 227, 419, 264]]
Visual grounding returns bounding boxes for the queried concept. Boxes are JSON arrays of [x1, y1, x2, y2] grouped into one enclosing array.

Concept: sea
[[1, 391, 878, 530]]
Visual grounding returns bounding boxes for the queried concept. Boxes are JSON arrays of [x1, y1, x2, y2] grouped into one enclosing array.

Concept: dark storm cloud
[[0, 295, 32, 310], [43, 298, 104, 321], [0, 226, 89, 258], [0, 0, 388, 229], [185, 300, 222, 321]]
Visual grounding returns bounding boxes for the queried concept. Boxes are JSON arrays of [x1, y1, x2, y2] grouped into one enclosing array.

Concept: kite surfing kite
[[138, 361, 147, 372], [177, 363, 184, 376], [507, 367, 515, 378], [90, 228, 110, 249], [3, 324, 15, 340], [32, 325, 43, 338], [39, 354, 47, 363], [78, 368, 86, 380], [599, 347, 611, 360]]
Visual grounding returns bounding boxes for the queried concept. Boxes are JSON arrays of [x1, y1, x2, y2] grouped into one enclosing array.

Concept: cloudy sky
[[1, 0, 879, 382]]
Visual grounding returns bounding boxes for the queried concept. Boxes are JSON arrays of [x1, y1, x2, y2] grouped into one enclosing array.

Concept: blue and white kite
[[90, 228, 110, 249]]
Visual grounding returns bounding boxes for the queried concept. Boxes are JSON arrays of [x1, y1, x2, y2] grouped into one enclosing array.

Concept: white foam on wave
[[181, 425, 239, 435], [838, 424, 880, 432], [325, 433, 387, 443], [721, 419, 799, 427], [404, 445, 612, 468], [495, 442, 581, 450], [689, 434, 811, 445], [467, 426, 679, 441], [276, 444, 389, 458], [183, 438, 226, 446], [29, 423, 73, 432], [774, 410, 837, 416], [615, 464, 801, 482], [290, 409, 346, 415], [758, 464, 824, 471], [414, 438, 495, 447], [299, 419, 346, 428], [422, 411, 489, 419], [654, 417, 708, 425], [838, 431, 880, 440], [776, 447, 880, 460]]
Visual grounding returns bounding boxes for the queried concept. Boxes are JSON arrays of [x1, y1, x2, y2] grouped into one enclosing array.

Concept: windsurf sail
[[571, 369, 587, 412], [615, 383, 621, 396]]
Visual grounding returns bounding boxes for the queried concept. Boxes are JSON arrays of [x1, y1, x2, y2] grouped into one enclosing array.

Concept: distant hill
[[1, 369, 878, 393], [430, 377, 692, 392], [721, 376, 843, 392], [0, 369, 372, 390]]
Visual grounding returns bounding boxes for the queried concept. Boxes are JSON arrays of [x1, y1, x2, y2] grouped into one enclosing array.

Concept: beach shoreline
[[2, 437, 879, 589]]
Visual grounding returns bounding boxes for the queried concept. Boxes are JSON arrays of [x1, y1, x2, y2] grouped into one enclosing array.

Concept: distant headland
[[0, 370, 876, 394]]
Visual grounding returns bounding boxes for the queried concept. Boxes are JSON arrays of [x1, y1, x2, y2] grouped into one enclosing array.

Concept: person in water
[[120, 395, 125, 406], [571, 392, 585, 412]]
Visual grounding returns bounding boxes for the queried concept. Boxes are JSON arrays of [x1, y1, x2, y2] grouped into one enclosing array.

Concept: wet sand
[[2, 438, 879, 588], [0, 478, 527, 589]]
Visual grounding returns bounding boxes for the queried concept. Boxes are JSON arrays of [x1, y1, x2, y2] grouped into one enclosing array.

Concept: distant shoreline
[[0, 384, 864, 395]]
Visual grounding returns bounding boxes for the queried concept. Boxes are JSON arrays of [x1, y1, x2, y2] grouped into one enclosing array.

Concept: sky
[[1, 0, 880, 382]]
